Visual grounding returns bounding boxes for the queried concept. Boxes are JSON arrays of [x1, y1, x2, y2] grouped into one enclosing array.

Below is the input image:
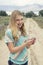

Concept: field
[[32, 16, 43, 28], [0, 16, 43, 39], [0, 16, 10, 39]]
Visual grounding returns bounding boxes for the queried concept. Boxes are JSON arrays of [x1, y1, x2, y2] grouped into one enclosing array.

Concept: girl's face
[[15, 15, 24, 29]]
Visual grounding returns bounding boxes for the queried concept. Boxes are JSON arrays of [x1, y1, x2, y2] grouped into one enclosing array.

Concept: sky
[[0, 0, 43, 6]]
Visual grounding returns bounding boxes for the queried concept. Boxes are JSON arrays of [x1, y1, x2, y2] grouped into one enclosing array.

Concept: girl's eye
[[16, 19, 19, 21], [16, 18, 23, 21]]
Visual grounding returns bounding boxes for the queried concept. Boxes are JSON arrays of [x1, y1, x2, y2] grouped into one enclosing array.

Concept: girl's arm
[[5, 30, 34, 53], [7, 42, 27, 53], [7, 38, 34, 54]]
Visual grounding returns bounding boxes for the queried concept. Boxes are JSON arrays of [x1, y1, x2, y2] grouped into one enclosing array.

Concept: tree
[[0, 10, 8, 16], [25, 11, 37, 17], [39, 10, 43, 16]]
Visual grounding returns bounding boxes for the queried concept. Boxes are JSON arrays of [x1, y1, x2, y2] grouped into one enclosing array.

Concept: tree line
[[0, 10, 43, 17]]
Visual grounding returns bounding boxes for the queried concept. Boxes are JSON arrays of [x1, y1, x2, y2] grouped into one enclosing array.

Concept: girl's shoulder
[[5, 28, 12, 34], [5, 28, 13, 38]]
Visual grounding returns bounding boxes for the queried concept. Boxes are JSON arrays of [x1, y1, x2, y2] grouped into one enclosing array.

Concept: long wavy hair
[[8, 10, 26, 41]]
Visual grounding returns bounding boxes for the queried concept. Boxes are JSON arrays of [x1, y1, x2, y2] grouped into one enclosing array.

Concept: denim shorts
[[8, 60, 28, 65]]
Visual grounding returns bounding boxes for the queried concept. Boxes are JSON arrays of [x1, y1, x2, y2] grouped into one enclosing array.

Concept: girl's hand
[[25, 38, 36, 47]]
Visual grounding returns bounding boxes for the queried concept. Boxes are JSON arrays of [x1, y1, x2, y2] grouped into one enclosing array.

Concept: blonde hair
[[8, 10, 26, 41]]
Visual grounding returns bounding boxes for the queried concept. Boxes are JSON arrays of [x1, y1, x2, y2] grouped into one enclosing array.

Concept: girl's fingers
[[32, 38, 36, 44]]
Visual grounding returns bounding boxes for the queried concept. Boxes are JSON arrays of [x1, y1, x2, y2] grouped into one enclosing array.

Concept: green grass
[[0, 16, 10, 24], [0, 16, 10, 39], [32, 16, 43, 29]]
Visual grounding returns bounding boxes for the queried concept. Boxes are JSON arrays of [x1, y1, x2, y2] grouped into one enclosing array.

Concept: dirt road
[[0, 18, 43, 65], [25, 18, 43, 65]]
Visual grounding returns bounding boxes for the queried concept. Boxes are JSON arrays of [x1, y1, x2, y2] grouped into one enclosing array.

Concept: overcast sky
[[0, 0, 43, 6]]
